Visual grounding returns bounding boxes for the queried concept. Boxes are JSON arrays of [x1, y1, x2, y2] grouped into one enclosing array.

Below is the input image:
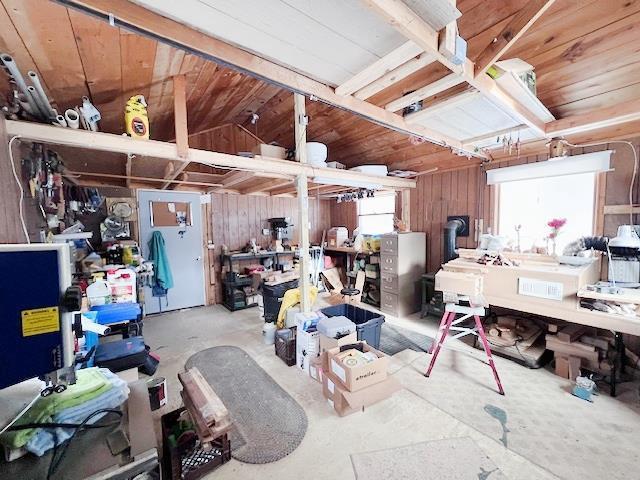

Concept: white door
[[137, 190, 206, 314]]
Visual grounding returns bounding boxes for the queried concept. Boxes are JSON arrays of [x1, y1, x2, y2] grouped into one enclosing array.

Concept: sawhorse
[[425, 301, 505, 395]]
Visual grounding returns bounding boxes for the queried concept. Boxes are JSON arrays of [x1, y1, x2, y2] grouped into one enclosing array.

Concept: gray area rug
[[396, 351, 640, 480], [379, 324, 434, 356], [351, 437, 506, 480], [186, 346, 307, 464]]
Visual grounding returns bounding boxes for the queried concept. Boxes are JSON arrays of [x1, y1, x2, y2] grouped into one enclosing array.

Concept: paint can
[[263, 322, 276, 345], [147, 376, 167, 411]]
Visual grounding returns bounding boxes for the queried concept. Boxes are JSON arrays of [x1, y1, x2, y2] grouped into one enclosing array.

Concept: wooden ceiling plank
[[68, 8, 122, 133], [147, 43, 185, 132], [474, 0, 556, 75], [63, 0, 474, 154], [3, 0, 90, 110], [0, 2, 51, 99], [335, 40, 424, 96], [120, 29, 156, 99], [354, 52, 436, 100], [545, 98, 640, 138], [385, 72, 465, 112]]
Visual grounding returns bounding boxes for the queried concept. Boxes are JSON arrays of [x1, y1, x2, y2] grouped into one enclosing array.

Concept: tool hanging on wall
[[125, 95, 149, 139]]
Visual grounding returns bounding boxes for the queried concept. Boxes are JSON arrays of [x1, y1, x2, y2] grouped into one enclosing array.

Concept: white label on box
[[518, 277, 563, 301], [327, 378, 335, 394], [330, 359, 347, 383]]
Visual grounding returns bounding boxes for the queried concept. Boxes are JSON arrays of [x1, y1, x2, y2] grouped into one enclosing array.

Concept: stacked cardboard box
[[311, 340, 401, 416]]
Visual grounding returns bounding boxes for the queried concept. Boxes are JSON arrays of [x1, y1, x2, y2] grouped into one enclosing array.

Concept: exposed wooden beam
[[221, 171, 255, 188], [475, 0, 556, 76], [354, 52, 436, 100], [125, 153, 133, 188], [546, 99, 640, 137], [62, 0, 475, 154], [64, 171, 223, 188], [360, 0, 464, 74], [361, 0, 547, 135], [294, 93, 310, 311], [335, 41, 423, 97], [6, 120, 416, 189], [239, 177, 292, 194], [462, 124, 527, 149], [161, 74, 189, 189], [385, 73, 465, 112], [173, 74, 188, 157], [404, 88, 479, 123]]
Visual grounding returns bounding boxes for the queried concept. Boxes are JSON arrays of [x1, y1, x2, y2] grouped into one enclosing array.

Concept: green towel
[[0, 367, 113, 448], [148, 231, 174, 292]]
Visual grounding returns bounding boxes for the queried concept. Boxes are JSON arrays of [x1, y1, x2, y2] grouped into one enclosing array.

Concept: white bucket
[[263, 322, 277, 345]]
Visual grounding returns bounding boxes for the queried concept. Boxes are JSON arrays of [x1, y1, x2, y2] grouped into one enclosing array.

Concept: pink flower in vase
[[547, 218, 567, 230], [546, 218, 566, 255]]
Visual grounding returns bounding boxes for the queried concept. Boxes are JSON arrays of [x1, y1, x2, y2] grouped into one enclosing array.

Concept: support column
[[294, 93, 311, 312], [401, 189, 411, 230]]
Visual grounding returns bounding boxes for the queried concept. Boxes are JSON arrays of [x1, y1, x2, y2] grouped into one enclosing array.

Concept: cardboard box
[[327, 227, 348, 247], [296, 312, 321, 374], [319, 332, 357, 354], [252, 143, 286, 159], [327, 342, 389, 392], [309, 351, 329, 383], [322, 370, 401, 416]]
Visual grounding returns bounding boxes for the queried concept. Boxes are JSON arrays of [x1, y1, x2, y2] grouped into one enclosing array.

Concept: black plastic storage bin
[[262, 279, 299, 323], [320, 303, 385, 349]]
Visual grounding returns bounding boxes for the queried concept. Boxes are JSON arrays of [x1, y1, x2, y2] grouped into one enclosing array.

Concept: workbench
[[438, 249, 640, 395]]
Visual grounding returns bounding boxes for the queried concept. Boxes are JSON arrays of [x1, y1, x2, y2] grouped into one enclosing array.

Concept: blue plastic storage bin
[[91, 302, 142, 325], [319, 303, 385, 349]]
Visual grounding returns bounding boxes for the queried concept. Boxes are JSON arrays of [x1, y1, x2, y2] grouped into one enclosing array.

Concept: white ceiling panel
[[131, 0, 408, 86]]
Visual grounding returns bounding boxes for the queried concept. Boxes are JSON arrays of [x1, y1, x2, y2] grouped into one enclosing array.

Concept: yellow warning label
[[21, 307, 60, 337]]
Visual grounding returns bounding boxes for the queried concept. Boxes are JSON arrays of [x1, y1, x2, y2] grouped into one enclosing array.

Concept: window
[[358, 194, 395, 235], [498, 172, 596, 253]]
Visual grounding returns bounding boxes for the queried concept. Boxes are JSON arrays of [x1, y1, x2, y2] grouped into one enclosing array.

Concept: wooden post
[[294, 93, 311, 312], [173, 74, 188, 158], [401, 189, 411, 230]]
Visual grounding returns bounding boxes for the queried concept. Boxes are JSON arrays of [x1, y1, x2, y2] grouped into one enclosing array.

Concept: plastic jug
[[87, 279, 110, 306]]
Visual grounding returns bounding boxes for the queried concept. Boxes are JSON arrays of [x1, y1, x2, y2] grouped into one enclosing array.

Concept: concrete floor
[[144, 297, 589, 480], [144, 299, 637, 480]]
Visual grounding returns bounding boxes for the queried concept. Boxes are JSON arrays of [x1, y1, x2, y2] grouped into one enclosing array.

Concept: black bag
[[95, 336, 148, 372]]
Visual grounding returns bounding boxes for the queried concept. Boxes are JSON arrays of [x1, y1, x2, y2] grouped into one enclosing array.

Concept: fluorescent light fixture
[[312, 176, 382, 190], [486, 150, 613, 185]]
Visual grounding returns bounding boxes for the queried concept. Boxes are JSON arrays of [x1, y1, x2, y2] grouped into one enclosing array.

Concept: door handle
[[195, 256, 202, 261]]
